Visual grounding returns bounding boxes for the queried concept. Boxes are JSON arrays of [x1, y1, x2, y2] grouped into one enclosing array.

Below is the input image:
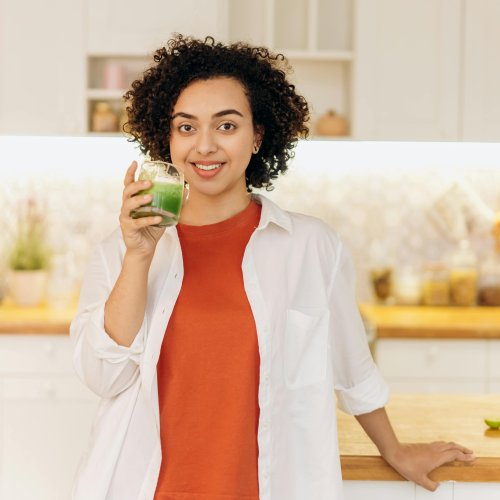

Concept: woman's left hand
[[385, 441, 475, 491]]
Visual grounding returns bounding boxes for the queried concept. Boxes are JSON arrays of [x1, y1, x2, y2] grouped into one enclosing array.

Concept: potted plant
[[8, 197, 52, 307]]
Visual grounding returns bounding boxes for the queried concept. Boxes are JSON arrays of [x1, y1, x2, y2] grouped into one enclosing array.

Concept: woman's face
[[169, 77, 261, 202]]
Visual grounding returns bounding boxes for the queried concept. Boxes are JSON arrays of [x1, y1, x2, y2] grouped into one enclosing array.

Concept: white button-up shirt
[[70, 194, 389, 500]]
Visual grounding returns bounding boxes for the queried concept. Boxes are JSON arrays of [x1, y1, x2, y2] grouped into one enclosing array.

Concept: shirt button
[[162, 308, 165, 314], [264, 373, 270, 382]]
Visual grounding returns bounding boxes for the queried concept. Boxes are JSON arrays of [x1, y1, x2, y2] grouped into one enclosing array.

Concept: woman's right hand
[[119, 161, 167, 259]]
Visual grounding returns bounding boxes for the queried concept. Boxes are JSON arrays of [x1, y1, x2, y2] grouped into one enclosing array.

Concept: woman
[[70, 35, 475, 500]]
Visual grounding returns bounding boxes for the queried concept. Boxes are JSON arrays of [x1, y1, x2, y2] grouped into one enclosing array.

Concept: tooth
[[195, 163, 221, 171]]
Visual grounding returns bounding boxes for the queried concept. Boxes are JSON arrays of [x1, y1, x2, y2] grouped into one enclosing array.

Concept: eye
[[218, 122, 236, 131], [178, 124, 195, 133]]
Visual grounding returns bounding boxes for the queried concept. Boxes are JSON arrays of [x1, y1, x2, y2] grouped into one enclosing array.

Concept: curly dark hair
[[123, 34, 309, 191]]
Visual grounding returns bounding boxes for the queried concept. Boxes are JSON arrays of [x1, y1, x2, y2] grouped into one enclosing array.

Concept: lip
[[190, 161, 225, 178]]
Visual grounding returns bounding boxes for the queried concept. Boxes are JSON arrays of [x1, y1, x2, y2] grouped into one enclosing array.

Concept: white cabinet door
[[0, 0, 86, 135], [454, 483, 500, 500], [375, 339, 488, 393], [0, 377, 99, 500], [344, 480, 416, 500], [353, 0, 462, 140], [462, 0, 500, 141], [87, 0, 229, 55]]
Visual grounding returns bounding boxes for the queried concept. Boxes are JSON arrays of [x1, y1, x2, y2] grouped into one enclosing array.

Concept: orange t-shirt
[[154, 200, 262, 500]]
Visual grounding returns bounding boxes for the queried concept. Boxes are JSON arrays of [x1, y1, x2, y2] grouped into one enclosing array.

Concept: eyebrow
[[171, 109, 244, 120]]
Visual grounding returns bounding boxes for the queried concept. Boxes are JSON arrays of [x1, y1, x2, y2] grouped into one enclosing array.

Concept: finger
[[132, 215, 163, 228], [444, 441, 474, 455], [121, 193, 153, 216], [123, 179, 152, 201], [439, 449, 475, 466], [124, 161, 138, 187], [183, 182, 190, 204], [418, 476, 439, 492]]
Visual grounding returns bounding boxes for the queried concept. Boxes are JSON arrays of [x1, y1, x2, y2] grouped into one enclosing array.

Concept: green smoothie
[[131, 180, 183, 227]]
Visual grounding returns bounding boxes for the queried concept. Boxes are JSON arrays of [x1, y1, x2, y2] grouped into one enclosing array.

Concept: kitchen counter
[[0, 303, 76, 334], [338, 394, 500, 482], [360, 304, 500, 339], [3, 302, 500, 339]]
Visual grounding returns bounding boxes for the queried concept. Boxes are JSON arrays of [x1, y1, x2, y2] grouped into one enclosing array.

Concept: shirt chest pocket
[[284, 308, 330, 390]]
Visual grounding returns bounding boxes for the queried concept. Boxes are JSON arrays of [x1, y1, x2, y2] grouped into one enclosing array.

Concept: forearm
[[355, 407, 401, 463], [104, 251, 152, 347]]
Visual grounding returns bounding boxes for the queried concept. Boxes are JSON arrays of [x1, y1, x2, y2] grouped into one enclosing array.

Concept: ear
[[253, 125, 264, 149]]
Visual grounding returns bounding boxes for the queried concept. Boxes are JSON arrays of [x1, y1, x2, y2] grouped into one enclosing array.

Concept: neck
[[178, 190, 253, 226]]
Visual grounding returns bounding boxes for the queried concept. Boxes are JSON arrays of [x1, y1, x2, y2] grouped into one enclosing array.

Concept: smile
[[194, 163, 222, 171]]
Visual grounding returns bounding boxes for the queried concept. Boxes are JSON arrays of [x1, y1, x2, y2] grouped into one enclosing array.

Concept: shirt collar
[[164, 192, 293, 239], [251, 193, 293, 234]]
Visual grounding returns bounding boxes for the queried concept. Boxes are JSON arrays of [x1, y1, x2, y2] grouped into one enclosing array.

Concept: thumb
[[419, 475, 439, 492]]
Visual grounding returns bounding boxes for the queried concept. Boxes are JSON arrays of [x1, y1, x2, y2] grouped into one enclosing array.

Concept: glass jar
[[393, 267, 422, 305], [370, 267, 393, 303], [91, 102, 119, 132], [422, 262, 450, 306], [449, 239, 478, 306], [478, 247, 500, 306]]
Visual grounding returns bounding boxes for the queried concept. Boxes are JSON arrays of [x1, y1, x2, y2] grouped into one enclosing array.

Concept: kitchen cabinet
[[354, 0, 500, 141], [84, 0, 354, 136], [375, 338, 489, 393], [0, 335, 99, 500], [85, 0, 228, 134], [375, 336, 500, 393], [0, 0, 86, 135], [353, 0, 462, 140], [344, 480, 500, 499], [86, 0, 228, 55], [362, 304, 500, 393], [462, 0, 500, 141]]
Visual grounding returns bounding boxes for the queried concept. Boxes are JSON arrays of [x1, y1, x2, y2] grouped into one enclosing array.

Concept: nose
[[194, 128, 218, 156]]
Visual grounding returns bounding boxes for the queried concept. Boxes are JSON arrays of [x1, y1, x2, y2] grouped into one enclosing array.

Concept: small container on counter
[[392, 267, 422, 305], [92, 102, 119, 132], [478, 246, 500, 306], [422, 262, 450, 306], [370, 267, 393, 303], [449, 239, 478, 306]]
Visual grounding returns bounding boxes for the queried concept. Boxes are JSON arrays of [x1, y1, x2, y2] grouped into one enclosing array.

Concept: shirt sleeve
[[328, 240, 390, 415], [70, 243, 146, 399]]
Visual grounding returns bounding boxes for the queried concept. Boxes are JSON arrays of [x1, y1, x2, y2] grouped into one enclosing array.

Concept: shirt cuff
[[84, 303, 145, 365], [336, 367, 390, 415]]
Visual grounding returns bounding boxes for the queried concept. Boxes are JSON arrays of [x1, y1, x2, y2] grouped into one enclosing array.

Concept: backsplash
[[1, 138, 500, 303]]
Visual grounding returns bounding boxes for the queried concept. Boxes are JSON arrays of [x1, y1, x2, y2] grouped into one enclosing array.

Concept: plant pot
[[8, 270, 48, 307]]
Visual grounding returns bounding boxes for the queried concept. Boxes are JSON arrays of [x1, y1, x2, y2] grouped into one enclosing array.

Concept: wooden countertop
[[2, 302, 500, 338], [0, 302, 76, 334], [360, 304, 500, 339], [338, 394, 500, 482]]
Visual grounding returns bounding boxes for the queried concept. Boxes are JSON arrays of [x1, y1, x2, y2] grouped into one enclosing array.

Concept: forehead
[[173, 77, 251, 113]]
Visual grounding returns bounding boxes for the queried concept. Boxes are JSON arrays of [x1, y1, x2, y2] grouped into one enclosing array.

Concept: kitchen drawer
[[2, 376, 98, 402], [383, 377, 486, 394], [487, 340, 500, 378], [487, 380, 500, 393], [0, 335, 74, 374], [375, 339, 488, 379]]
